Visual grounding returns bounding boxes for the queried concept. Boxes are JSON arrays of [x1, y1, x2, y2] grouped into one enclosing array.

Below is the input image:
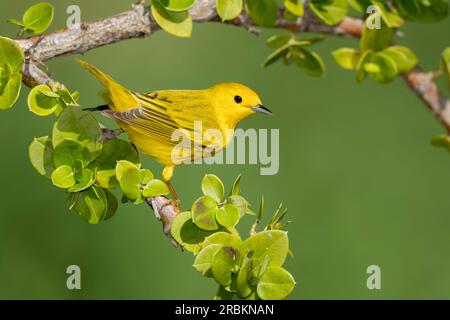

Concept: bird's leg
[[165, 180, 180, 206], [161, 166, 180, 207]]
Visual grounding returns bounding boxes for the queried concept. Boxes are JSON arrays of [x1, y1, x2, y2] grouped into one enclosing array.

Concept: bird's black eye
[[234, 95, 243, 104]]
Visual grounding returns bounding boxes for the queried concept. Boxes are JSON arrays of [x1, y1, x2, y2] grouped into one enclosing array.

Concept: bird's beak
[[251, 104, 272, 115]]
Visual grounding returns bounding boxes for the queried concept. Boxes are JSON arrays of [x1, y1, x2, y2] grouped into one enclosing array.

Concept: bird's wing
[[104, 91, 209, 147]]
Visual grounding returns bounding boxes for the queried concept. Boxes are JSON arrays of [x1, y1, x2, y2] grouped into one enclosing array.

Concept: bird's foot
[[160, 198, 180, 211]]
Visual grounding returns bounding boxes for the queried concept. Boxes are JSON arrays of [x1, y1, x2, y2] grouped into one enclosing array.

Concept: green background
[[0, 0, 449, 299]]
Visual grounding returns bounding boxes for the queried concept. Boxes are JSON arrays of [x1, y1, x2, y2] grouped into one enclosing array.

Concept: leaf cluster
[[29, 99, 169, 224], [171, 174, 295, 300]]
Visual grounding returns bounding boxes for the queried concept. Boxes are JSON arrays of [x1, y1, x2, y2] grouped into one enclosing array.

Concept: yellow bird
[[78, 60, 272, 198]]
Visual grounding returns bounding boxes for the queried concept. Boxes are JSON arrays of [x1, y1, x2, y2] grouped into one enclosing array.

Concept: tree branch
[[403, 67, 450, 132], [14, 0, 450, 245]]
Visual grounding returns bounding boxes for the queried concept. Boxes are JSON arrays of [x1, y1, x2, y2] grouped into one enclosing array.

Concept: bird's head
[[210, 82, 271, 127]]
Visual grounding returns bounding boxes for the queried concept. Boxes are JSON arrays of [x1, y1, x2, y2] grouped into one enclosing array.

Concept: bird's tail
[[77, 59, 139, 112]]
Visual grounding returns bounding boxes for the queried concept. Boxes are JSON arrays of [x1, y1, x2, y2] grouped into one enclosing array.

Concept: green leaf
[[68, 168, 95, 193], [66, 192, 79, 210], [257, 266, 295, 300], [217, 0, 243, 21], [151, 0, 192, 38], [52, 106, 102, 160], [244, 230, 289, 267], [0, 72, 21, 110], [212, 246, 240, 286], [192, 195, 219, 231], [171, 211, 217, 254], [308, 0, 348, 25], [39, 90, 59, 98], [203, 232, 244, 254], [216, 204, 240, 228], [254, 253, 271, 280], [432, 135, 450, 152], [236, 252, 255, 298], [266, 35, 291, 49], [246, 0, 277, 27], [29, 136, 54, 177], [294, 48, 325, 77], [441, 47, 450, 91], [382, 46, 418, 74], [160, 0, 196, 11], [143, 179, 170, 197], [370, 0, 404, 28], [104, 189, 118, 220], [0, 39, 23, 108], [332, 48, 361, 70], [214, 286, 237, 300], [363, 62, 380, 73], [53, 139, 91, 169], [115, 160, 140, 181], [56, 88, 78, 106], [367, 52, 399, 83], [230, 173, 241, 195], [51, 165, 76, 189], [356, 50, 374, 81], [0, 36, 25, 72], [360, 20, 393, 52], [227, 195, 249, 217], [139, 169, 154, 185], [21, 2, 54, 34], [284, 0, 304, 16], [290, 36, 326, 47], [90, 139, 139, 189], [71, 185, 108, 224], [28, 85, 61, 117], [7, 19, 26, 28], [193, 244, 223, 276], [262, 44, 291, 67], [347, 0, 371, 12], [201, 174, 224, 202], [116, 161, 141, 200], [0, 63, 12, 96], [394, 0, 448, 23]]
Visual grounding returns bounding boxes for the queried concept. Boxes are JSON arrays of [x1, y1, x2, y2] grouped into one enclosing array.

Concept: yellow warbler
[[78, 60, 271, 195]]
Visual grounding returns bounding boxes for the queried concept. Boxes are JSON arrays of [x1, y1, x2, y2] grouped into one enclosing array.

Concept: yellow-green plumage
[[78, 60, 267, 181]]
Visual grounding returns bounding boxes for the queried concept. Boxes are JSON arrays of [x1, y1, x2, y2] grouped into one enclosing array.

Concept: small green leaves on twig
[[170, 175, 295, 299], [115, 160, 169, 203], [191, 174, 254, 231], [7, 2, 54, 36], [262, 34, 325, 77], [333, 17, 418, 84], [27, 102, 167, 225]]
